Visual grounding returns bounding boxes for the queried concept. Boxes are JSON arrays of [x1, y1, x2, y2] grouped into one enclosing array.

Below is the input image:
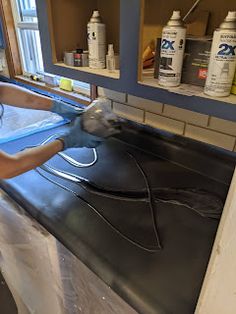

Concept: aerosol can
[[204, 11, 236, 97], [87, 10, 106, 69], [158, 11, 186, 87]]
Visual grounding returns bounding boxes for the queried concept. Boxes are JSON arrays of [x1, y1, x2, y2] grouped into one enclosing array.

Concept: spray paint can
[[87, 10, 106, 69], [158, 11, 186, 87], [204, 11, 236, 97]]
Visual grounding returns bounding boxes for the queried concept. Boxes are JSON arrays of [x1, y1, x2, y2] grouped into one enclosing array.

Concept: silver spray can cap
[[166, 11, 185, 27], [89, 10, 102, 23], [219, 11, 236, 30]]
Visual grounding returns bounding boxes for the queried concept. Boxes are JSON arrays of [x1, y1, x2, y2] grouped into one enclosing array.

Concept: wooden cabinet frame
[[0, 0, 22, 77]]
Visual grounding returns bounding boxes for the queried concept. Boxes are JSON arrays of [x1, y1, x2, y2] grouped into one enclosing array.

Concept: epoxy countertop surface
[[0, 123, 235, 314]]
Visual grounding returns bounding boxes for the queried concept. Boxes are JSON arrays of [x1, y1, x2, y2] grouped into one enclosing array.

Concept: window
[[12, 0, 43, 74], [11, 0, 90, 94]]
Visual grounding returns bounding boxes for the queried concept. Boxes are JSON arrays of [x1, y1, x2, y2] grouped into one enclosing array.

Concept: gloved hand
[[58, 117, 104, 150], [51, 99, 83, 120]]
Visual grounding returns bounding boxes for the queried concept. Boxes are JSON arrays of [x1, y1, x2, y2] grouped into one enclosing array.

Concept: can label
[[74, 53, 82, 67], [87, 23, 106, 69], [204, 30, 236, 96], [158, 27, 186, 86]]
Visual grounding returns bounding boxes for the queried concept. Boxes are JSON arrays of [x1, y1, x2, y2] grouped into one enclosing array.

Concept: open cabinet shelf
[[36, 0, 236, 122], [140, 69, 236, 105], [37, 0, 120, 81], [55, 62, 120, 80], [138, 0, 236, 107]]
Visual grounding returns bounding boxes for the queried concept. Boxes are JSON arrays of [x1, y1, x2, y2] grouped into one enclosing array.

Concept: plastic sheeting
[[0, 104, 67, 144], [0, 190, 137, 314]]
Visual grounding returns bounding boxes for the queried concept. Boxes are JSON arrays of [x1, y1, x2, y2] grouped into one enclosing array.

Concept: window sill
[[14, 75, 91, 105]]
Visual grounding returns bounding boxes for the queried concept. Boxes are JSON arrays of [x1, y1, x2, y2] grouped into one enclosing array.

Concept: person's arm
[[0, 117, 103, 179], [0, 140, 63, 179], [0, 82, 82, 119], [0, 82, 53, 110]]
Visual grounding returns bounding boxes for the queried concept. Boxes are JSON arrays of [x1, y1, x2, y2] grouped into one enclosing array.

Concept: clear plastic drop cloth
[[0, 190, 137, 314], [0, 104, 67, 144]]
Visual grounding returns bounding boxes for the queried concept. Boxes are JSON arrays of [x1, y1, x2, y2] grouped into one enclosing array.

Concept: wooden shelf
[[55, 62, 120, 80], [141, 69, 236, 105]]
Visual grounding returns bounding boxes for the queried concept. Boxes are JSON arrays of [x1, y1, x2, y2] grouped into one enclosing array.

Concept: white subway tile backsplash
[[185, 124, 236, 151], [163, 105, 209, 127], [145, 112, 185, 135], [97, 86, 236, 152], [127, 95, 163, 114], [105, 99, 112, 110], [113, 102, 144, 123], [98, 87, 126, 103], [209, 117, 236, 136]]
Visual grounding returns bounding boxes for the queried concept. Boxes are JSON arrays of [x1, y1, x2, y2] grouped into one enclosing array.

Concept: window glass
[[12, 0, 90, 93], [18, 29, 44, 74], [16, 0, 37, 23]]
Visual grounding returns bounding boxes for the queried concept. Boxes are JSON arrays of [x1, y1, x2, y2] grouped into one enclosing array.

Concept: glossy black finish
[[0, 124, 235, 314]]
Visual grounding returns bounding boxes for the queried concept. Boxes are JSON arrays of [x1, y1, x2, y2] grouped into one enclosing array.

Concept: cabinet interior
[[47, 0, 120, 65], [139, 0, 236, 95]]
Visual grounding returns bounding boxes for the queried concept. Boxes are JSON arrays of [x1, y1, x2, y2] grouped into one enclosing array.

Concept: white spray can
[[204, 11, 236, 97], [158, 11, 186, 87], [87, 10, 106, 69]]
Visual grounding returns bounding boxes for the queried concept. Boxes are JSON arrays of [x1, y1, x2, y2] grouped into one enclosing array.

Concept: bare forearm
[[0, 82, 53, 111], [0, 140, 63, 178]]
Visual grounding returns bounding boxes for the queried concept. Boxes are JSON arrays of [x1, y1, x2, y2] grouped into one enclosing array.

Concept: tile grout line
[[143, 110, 146, 124], [207, 116, 211, 127], [183, 122, 187, 135], [161, 103, 165, 114], [232, 138, 236, 152]]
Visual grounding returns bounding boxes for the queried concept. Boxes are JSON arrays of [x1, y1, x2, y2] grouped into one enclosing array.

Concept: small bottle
[[204, 11, 236, 97], [158, 11, 186, 87], [106, 44, 116, 72]]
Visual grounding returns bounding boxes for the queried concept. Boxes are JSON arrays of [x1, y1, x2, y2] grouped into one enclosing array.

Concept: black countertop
[[0, 123, 235, 314]]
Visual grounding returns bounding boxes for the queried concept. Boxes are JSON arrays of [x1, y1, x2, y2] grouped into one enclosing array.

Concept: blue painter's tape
[[0, 119, 69, 144]]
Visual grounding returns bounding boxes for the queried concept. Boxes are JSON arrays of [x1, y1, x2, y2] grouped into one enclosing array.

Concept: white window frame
[[10, 0, 44, 75], [10, 0, 91, 96]]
